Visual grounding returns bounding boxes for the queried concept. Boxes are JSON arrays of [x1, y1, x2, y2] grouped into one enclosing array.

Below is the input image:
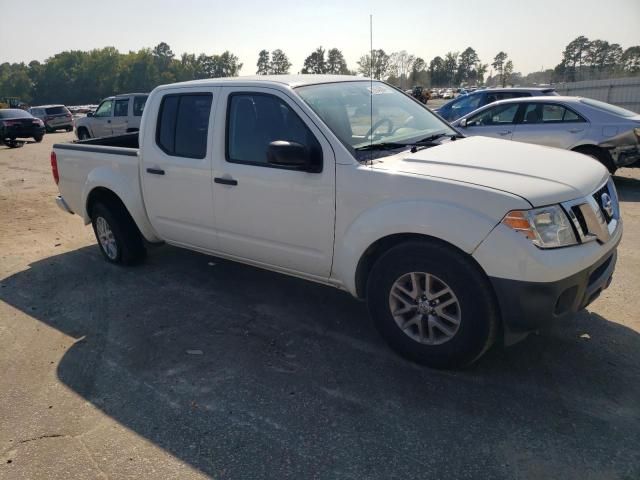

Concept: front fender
[[332, 200, 504, 296], [81, 166, 161, 242]]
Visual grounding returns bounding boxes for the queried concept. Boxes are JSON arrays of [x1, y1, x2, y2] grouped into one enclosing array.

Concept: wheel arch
[[82, 172, 161, 243], [353, 233, 492, 300]]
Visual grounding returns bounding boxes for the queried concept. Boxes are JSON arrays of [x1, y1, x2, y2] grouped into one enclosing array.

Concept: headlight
[[502, 205, 577, 248]]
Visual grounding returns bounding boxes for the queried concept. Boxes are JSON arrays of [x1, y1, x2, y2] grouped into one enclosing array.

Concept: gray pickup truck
[[74, 93, 148, 139]]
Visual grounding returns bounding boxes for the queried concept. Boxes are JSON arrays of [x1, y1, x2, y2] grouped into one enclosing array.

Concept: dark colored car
[[434, 87, 558, 122], [0, 109, 46, 148], [28, 104, 73, 132]]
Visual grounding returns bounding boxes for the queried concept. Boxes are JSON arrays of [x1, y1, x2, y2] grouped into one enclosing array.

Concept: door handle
[[498, 130, 512, 136], [146, 168, 165, 175], [569, 128, 584, 133], [214, 177, 238, 186]]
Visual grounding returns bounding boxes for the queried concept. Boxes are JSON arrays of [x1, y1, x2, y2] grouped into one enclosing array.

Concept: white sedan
[[452, 96, 640, 173]]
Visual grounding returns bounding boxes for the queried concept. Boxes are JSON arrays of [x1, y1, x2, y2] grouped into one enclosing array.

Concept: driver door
[[91, 99, 114, 137]]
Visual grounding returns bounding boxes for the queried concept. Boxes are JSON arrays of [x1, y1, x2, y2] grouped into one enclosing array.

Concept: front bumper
[[491, 246, 617, 337], [609, 143, 640, 168]]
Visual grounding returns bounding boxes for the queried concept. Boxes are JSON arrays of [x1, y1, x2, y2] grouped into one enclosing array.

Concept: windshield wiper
[[354, 142, 414, 152], [419, 132, 463, 143]]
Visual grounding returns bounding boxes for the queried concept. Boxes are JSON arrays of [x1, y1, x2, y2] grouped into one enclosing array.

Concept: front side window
[[296, 81, 456, 160], [94, 100, 114, 118], [522, 103, 586, 124], [133, 96, 147, 116], [468, 103, 520, 126], [156, 93, 212, 159], [114, 99, 129, 117], [227, 93, 321, 167]]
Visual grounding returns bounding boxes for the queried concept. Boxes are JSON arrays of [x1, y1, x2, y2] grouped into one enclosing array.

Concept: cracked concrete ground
[[1, 132, 639, 479]]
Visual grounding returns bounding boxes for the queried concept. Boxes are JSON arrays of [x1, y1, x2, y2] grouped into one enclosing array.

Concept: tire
[[366, 240, 498, 369], [33, 134, 43, 143], [65, 126, 73, 132], [77, 128, 90, 140], [6, 138, 21, 148], [575, 146, 616, 174], [90, 202, 146, 265]]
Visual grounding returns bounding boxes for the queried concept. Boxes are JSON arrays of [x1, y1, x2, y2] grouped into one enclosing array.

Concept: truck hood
[[373, 136, 609, 207]]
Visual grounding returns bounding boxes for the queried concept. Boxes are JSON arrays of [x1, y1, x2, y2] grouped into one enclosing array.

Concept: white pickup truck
[[51, 75, 622, 368]]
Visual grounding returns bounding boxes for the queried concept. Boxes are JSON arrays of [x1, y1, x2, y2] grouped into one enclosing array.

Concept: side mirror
[[267, 141, 314, 171], [86, 112, 94, 117], [459, 118, 467, 128]]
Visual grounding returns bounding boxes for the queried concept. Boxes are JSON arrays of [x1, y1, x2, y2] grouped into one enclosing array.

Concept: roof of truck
[[158, 75, 368, 90]]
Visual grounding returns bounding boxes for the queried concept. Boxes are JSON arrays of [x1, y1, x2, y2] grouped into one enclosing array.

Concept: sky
[[1, 0, 639, 76]]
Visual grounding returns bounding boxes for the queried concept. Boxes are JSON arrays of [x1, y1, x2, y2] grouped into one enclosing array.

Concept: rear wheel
[[33, 134, 43, 143], [574, 146, 616, 174], [90, 202, 146, 265], [65, 126, 73, 132], [366, 240, 498, 368]]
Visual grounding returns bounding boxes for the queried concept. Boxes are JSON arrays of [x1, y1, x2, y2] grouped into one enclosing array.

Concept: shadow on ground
[[614, 173, 640, 202], [1, 243, 639, 479]]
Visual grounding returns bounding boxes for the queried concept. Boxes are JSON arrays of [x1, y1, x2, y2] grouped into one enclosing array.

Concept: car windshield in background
[[45, 106, 68, 115], [0, 109, 32, 119], [580, 98, 637, 118], [296, 81, 456, 160]]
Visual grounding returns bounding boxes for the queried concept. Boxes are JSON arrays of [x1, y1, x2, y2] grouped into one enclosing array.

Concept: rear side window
[[45, 106, 68, 115], [226, 93, 321, 168], [522, 103, 586, 123], [114, 99, 129, 117], [156, 93, 213, 159], [133, 96, 147, 116]]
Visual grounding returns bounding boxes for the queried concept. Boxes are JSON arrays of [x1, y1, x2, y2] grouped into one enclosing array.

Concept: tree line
[[1, 38, 639, 105], [0, 42, 242, 105]]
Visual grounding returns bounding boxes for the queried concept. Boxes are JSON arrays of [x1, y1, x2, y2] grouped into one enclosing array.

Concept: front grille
[[563, 178, 619, 245], [593, 183, 612, 223]]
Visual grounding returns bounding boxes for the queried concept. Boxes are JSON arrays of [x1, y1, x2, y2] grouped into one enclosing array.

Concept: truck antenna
[[369, 14, 373, 165]]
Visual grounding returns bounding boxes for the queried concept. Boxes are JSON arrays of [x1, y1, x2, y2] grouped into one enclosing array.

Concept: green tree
[[428, 56, 445, 86], [503, 60, 514, 87], [457, 47, 479, 85], [492, 51, 508, 86], [256, 49, 270, 75], [302, 47, 326, 74], [270, 49, 291, 74], [622, 46, 640, 72], [357, 49, 390, 79], [326, 48, 349, 74]]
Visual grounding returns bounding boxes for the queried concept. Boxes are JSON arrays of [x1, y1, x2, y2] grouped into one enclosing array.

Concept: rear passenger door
[[511, 102, 588, 149], [211, 87, 336, 278], [140, 88, 220, 251], [110, 98, 130, 135]]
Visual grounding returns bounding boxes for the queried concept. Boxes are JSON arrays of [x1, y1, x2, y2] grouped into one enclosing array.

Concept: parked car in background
[[442, 89, 454, 99], [52, 75, 621, 368], [436, 87, 558, 122], [452, 96, 640, 173], [0, 109, 45, 147], [29, 105, 73, 132], [74, 93, 148, 139]]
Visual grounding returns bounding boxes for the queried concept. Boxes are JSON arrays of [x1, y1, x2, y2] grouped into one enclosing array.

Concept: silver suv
[[28, 105, 73, 132], [74, 93, 148, 139]]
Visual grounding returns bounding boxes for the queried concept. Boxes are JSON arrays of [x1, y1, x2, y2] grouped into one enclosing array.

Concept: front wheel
[[77, 128, 90, 140], [366, 240, 498, 368], [90, 202, 146, 265], [33, 134, 43, 143]]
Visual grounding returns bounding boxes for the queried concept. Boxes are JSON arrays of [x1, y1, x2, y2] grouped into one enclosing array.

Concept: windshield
[[296, 81, 456, 160], [580, 98, 637, 118]]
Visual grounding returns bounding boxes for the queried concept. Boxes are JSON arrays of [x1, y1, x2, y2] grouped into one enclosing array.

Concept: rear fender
[[82, 166, 161, 242]]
